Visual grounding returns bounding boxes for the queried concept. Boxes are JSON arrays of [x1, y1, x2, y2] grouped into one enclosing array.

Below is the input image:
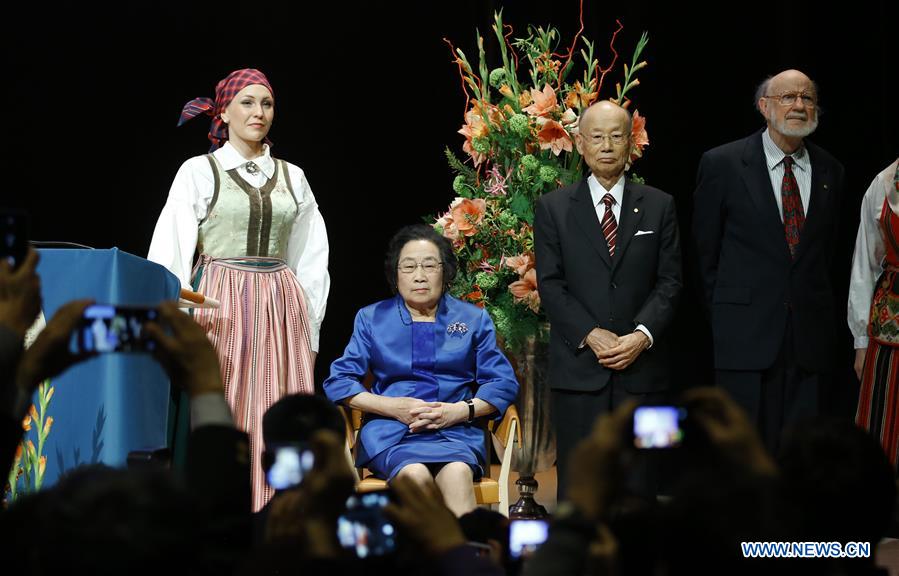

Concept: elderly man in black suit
[[535, 100, 683, 498], [693, 69, 845, 451]]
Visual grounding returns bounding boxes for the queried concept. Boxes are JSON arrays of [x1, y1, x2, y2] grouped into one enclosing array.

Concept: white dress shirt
[[586, 174, 654, 347], [148, 142, 330, 350], [762, 129, 813, 219], [848, 159, 899, 349]]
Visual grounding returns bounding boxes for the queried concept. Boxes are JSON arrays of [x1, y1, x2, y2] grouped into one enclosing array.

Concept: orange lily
[[451, 198, 487, 237], [458, 107, 489, 166], [509, 269, 541, 313], [536, 120, 573, 156], [564, 79, 598, 110], [629, 110, 649, 163], [504, 253, 535, 276], [523, 84, 560, 118]]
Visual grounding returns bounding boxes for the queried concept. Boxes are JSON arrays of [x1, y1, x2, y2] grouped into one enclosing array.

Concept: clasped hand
[[586, 327, 649, 371], [390, 397, 466, 433]]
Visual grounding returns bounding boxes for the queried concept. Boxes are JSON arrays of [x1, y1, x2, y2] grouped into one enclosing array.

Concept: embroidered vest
[[197, 155, 299, 259], [868, 195, 899, 346]]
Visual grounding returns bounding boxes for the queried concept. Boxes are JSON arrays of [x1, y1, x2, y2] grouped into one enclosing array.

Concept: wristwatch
[[465, 398, 475, 423]]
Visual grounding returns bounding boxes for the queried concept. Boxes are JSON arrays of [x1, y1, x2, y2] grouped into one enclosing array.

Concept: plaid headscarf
[[178, 68, 275, 151]]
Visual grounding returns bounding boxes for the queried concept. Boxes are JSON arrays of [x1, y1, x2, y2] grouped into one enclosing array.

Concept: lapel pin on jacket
[[447, 322, 469, 337]]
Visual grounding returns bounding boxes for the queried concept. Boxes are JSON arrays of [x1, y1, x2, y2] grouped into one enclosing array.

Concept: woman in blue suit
[[324, 225, 518, 515]]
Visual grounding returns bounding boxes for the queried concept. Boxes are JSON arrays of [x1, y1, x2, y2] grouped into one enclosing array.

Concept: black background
[[6, 1, 896, 416]]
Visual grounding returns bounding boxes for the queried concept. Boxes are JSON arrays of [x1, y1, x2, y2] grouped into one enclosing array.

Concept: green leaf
[[628, 172, 646, 185], [509, 194, 534, 224], [445, 148, 477, 180]]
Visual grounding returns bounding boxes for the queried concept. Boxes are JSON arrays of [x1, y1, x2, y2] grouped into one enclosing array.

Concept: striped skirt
[[856, 340, 899, 472], [192, 254, 315, 511]]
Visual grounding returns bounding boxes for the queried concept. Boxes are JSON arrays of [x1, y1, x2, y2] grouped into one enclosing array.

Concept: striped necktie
[[601, 193, 618, 257]]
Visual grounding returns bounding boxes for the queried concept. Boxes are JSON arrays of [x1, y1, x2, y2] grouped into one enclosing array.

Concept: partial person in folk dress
[[148, 68, 330, 510], [849, 158, 899, 473]]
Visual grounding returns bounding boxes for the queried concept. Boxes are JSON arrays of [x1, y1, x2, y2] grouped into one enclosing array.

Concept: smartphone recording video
[[0, 209, 28, 270], [337, 489, 397, 558], [71, 304, 158, 354], [632, 405, 687, 449], [509, 519, 549, 559], [266, 444, 314, 490]]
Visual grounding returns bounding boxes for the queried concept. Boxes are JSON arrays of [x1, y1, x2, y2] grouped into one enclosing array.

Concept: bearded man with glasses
[[693, 69, 846, 452]]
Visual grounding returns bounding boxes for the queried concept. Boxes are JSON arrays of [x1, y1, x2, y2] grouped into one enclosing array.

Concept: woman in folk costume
[[148, 68, 330, 510], [849, 158, 899, 473]]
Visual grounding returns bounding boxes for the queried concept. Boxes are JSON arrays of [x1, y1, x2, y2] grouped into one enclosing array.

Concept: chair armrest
[[490, 403, 521, 448], [337, 405, 356, 450], [489, 404, 520, 516], [338, 405, 361, 484]]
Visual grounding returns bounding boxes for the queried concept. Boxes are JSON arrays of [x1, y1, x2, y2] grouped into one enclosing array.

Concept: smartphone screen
[[0, 210, 28, 270], [509, 519, 549, 559], [266, 444, 314, 490], [337, 490, 397, 558], [633, 405, 687, 449], [71, 304, 158, 354]]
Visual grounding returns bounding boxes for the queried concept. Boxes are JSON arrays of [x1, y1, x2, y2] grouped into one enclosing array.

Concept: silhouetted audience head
[[458, 507, 510, 569], [261, 393, 344, 482], [263, 393, 344, 445], [778, 417, 896, 545], [4, 464, 196, 575]]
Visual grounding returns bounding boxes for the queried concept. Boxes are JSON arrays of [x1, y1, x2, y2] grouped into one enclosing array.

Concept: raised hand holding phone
[[509, 518, 549, 559], [337, 488, 398, 558], [266, 443, 314, 490], [70, 304, 158, 354], [632, 405, 688, 449]]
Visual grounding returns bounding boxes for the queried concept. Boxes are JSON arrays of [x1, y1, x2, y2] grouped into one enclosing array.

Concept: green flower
[[498, 210, 518, 229], [472, 137, 491, 154], [488, 68, 507, 89], [452, 175, 468, 194], [475, 271, 499, 291], [538, 165, 558, 183], [520, 154, 539, 171], [507, 114, 530, 137], [490, 307, 512, 336]]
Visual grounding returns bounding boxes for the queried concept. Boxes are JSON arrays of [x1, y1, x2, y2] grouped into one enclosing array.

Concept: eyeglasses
[[587, 133, 628, 146], [765, 92, 817, 107], [398, 258, 443, 274]]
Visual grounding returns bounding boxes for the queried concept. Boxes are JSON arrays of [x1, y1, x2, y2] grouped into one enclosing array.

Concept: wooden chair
[[339, 403, 521, 516]]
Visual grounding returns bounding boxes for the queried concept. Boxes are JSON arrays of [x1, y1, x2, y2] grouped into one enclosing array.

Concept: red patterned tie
[[781, 156, 805, 259], [601, 193, 618, 257]]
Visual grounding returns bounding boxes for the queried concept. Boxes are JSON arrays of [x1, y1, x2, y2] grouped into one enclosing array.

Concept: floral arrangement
[[4, 381, 54, 505], [434, 8, 650, 352]]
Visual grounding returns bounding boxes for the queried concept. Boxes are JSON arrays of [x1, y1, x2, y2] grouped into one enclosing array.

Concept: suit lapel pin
[[634, 208, 639, 213], [447, 322, 469, 337]]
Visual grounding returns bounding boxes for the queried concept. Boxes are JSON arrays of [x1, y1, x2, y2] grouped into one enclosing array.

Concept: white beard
[[768, 108, 819, 138]]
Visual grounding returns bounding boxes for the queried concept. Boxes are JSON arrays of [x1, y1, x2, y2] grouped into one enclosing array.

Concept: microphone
[[30, 240, 95, 249]]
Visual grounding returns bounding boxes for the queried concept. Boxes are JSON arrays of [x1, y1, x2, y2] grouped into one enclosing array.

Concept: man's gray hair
[[754, 78, 772, 112]]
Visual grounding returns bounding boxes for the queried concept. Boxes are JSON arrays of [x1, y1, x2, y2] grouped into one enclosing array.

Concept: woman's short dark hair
[[384, 224, 458, 294]]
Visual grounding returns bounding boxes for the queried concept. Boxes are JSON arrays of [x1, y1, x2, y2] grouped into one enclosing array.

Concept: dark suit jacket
[[693, 130, 845, 372], [535, 178, 682, 393]]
